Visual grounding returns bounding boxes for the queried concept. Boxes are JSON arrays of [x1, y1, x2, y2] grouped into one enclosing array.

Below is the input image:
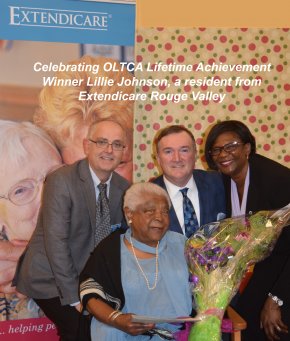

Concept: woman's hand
[[87, 298, 155, 336], [260, 297, 288, 341], [113, 313, 155, 336]]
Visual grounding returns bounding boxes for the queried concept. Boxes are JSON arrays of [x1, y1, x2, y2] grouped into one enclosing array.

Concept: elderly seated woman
[[79, 182, 193, 340]]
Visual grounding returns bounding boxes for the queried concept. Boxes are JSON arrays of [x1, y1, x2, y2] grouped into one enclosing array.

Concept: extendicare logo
[[9, 6, 110, 30]]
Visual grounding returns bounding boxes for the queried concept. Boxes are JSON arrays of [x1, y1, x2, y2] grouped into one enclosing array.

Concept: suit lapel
[[78, 159, 96, 231], [193, 171, 207, 226], [109, 173, 123, 223], [169, 207, 182, 233], [245, 163, 260, 213]]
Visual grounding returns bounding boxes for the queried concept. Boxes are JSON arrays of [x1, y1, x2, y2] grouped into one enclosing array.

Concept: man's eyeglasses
[[89, 138, 125, 151], [209, 141, 244, 156]]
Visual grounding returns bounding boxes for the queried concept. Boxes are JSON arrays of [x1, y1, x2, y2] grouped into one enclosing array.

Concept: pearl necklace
[[129, 235, 159, 290]]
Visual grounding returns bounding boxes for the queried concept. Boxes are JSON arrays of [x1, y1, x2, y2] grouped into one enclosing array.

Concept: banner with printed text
[[133, 27, 290, 181], [0, 0, 135, 339]]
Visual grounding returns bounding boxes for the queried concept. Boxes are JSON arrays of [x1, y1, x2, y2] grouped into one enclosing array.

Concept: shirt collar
[[89, 165, 112, 187], [163, 175, 194, 198]]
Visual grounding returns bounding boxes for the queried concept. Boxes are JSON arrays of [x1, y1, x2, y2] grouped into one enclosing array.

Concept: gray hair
[[0, 120, 60, 172], [123, 182, 171, 211], [87, 118, 125, 139]]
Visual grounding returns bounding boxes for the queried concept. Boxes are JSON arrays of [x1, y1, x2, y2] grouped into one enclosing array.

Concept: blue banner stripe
[[0, 0, 135, 45]]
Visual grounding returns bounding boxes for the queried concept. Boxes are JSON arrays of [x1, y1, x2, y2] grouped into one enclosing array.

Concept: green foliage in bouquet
[[185, 204, 290, 341]]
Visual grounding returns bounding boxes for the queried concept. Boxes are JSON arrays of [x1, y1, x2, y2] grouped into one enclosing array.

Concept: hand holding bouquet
[[185, 204, 290, 341]]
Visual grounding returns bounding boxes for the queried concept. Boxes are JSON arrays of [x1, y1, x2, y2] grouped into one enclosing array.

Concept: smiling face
[[211, 131, 251, 179], [125, 194, 169, 247], [0, 137, 62, 241], [61, 124, 133, 182], [157, 131, 197, 187], [83, 121, 126, 182]]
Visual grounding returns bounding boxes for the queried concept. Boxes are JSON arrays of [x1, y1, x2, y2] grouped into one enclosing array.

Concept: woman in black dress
[[205, 120, 290, 341]]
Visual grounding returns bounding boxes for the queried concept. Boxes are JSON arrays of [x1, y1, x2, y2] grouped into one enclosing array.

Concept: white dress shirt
[[163, 176, 200, 235], [89, 165, 112, 200]]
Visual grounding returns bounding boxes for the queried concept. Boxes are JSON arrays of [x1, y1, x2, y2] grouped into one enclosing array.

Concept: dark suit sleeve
[[270, 253, 290, 300], [211, 171, 226, 218], [199, 171, 226, 223], [266, 161, 290, 209], [250, 156, 290, 301], [248, 155, 290, 211], [42, 172, 80, 305]]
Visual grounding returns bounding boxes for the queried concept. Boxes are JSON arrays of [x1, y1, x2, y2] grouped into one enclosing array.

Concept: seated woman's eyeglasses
[[209, 141, 244, 156], [89, 138, 125, 151]]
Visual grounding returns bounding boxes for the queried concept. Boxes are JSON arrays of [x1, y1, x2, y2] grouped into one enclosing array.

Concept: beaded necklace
[[129, 235, 159, 290]]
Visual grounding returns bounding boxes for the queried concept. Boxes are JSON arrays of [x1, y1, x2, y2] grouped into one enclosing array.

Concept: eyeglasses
[[0, 164, 62, 206], [209, 141, 244, 156], [89, 138, 125, 151], [0, 178, 44, 206]]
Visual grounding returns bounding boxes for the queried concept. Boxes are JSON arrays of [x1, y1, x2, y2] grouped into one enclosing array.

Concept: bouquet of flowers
[[184, 204, 290, 341]]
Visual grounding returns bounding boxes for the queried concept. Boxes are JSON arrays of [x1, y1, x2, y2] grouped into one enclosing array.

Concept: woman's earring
[[128, 219, 132, 224]]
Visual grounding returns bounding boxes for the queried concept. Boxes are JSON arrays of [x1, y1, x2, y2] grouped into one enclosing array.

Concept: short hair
[[205, 120, 257, 170], [34, 55, 134, 150], [0, 120, 60, 172], [123, 182, 171, 212], [155, 125, 196, 153], [87, 118, 125, 140]]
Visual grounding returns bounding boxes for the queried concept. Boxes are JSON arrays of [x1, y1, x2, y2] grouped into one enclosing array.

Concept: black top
[[227, 154, 290, 340]]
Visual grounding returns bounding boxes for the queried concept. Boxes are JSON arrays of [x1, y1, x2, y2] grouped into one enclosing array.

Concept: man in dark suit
[[152, 125, 226, 235], [14, 119, 130, 341]]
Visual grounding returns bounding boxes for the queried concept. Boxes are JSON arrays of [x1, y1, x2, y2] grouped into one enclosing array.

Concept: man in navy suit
[[152, 125, 226, 235]]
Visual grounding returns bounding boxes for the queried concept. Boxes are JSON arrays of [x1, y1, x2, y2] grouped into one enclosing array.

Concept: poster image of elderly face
[[0, 39, 134, 339]]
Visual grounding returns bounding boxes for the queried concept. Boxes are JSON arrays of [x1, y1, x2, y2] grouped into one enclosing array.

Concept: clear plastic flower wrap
[[184, 204, 290, 341]]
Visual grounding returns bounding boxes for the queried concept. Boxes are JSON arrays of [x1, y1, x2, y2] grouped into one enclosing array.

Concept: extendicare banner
[[0, 1, 135, 340], [0, 0, 135, 45], [0, 318, 57, 340]]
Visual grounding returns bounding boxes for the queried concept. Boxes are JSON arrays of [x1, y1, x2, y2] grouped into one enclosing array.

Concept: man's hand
[[260, 297, 288, 341], [0, 240, 27, 294]]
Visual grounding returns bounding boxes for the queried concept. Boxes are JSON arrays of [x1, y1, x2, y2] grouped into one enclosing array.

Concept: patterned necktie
[[180, 187, 199, 238], [95, 183, 111, 246]]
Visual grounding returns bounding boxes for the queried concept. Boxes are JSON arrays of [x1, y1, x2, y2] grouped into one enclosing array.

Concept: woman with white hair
[[0, 120, 62, 244], [0, 119, 62, 320], [80, 182, 192, 340]]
